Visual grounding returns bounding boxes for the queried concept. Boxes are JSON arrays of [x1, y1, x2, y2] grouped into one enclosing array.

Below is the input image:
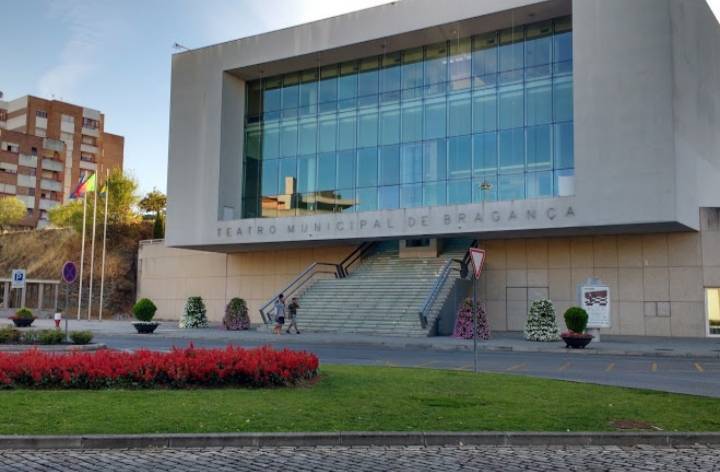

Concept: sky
[[2, 0, 720, 196]]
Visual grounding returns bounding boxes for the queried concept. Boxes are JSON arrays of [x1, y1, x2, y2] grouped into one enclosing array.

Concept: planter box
[[132, 322, 159, 334], [561, 334, 593, 349], [10, 317, 35, 328]]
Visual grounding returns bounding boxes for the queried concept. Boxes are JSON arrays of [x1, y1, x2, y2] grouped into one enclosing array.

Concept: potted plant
[[561, 306, 594, 349], [223, 298, 250, 331], [179, 296, 208, 328], [10, 308, 36, 328], [132, 298, 159, 334]]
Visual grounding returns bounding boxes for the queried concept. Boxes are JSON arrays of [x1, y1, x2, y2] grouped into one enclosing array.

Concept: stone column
[[2, 283, 8, 309], [38, 284, 44, 310], [53, 284, 60, 311]]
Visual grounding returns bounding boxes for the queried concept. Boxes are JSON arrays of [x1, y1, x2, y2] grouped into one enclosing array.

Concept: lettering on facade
[[216, 206, 577, 242]]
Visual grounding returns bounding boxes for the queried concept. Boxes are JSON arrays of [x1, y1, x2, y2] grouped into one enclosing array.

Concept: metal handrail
[[417, 257, 456, 329], [338, 241, 375, 277]]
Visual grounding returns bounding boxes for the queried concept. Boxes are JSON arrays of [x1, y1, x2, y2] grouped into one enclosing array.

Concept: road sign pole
[[473, 274, 478, 374]]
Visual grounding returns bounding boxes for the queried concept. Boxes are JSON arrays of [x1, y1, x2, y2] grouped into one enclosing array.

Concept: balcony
[[18, 195, 35, 209], [40, 179, 62, 192], [79, 160, 97, 171], [80, 143, 98, 154], [39, 199, 59, 210], [18, 154, 38, 167], [81, 126, 99, 138], [43, 138, 64, 152], [17, 175, 36, 188], [60, 120, 75, 133], [41, 159, 63, 172]]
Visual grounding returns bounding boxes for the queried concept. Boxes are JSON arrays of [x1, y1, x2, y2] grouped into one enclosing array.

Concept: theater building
[[142, 0, 720, 337]]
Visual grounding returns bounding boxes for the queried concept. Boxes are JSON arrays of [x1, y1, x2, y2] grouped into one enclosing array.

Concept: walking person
[[273, 294, 286, 335], [286, 297, 301, 334]]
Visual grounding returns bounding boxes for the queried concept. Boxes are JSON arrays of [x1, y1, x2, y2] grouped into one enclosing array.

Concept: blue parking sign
[[11, 269, 26, 289]]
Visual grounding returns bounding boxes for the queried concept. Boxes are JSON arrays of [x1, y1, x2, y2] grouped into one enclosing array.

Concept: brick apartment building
[[0, 95, 124, 227]]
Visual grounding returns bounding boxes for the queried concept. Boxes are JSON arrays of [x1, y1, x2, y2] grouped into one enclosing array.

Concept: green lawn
[[1, 365, 718, 435]]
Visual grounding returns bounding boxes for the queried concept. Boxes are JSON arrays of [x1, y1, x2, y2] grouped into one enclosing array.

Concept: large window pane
[[472, 175, 498, 202], [449, 37, 471, 90], [379, 144, 400, 186], [282, 73, 299, 111], [472, 32, 498, 88], [472, 90, 497, 132], [498, 173, 525, 200], [319, 65, 338, 104], [526, 171, 553, 198], [358, 57, 379, 97], [278, 157, 297, 194], [263, 77, 282, 112], [280, 118, 298, 157], [378, 185, 400, 209], [401, 100, 423, 142], [526, 79, 552, 125], [448, 179, 471, 205], [358, 110, 379, 148], [400, 143, 423, 184], [379, 105, 400, 145], [381, 53, 401, 93], [499, 85, 524, 129], [299, 70, 318, 116], [297, 154, 317, 193], [337, 150, 355, 189], [499, 128, 525, 173], [262, 123, 280, 159], [424, 97, 446, 139], [423, 181, 446, 207], [356, 187, 377, 212], [298, 118, 317, 155], [245, 124, 261, 160], [356, 147, 378, 187], [317, 152, 336, 191], [336, 188, 356, 212], [554, 122, 574, 169], [448, 135, 471, 180], [338, 61, 358, 100], [401, 48, 424, 91], [337, 111, 356, 150], [401, 183, 423, 208], [498, 27, 524, 73], [525, 21, 553, 79], [423, 138, 446, 181], [317, 114, 337, 153], [448, 92, 471, 136], [246, 80, 262, 118], [424, 42, 448, 86], [554, 16, 573, 75], [553, 77, 573, 122], [527, 125, 552, 171], [261, 159, 278, 197], [473, 132, 497, 175]]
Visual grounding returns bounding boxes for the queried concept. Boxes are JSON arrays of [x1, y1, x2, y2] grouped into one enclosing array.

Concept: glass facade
[[242, 16, 573, 219]]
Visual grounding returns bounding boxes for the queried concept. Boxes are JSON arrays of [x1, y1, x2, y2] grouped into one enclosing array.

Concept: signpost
[[577, 277, 611, 342], [11, 269, 26, 289], [468, 248, 487, 373], [61, 262, 78, 319]]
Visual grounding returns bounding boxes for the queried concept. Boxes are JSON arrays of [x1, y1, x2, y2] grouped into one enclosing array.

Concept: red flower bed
[[0, 345, 319, 389]]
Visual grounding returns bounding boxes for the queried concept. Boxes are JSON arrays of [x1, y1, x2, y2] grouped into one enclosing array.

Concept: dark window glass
[[245, 125, 261, 160], [423, 138, 447, 181], [317, 152, 337, 191], [247, 80, 262, 118], [448, 135, 472, 180], [356, 147, 378, 187], [379, 144, 400, 186]]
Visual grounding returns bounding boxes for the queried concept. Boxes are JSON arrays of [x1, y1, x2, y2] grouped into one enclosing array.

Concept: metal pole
[[87, 181, 98, 319], [473, 274, 478, 374], [98, 168, 109, 321], [77, 194, 87, 319]]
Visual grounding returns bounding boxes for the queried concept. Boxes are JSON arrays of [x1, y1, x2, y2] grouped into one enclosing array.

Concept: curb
[[1, 432, 719, 450], [0, 343, 107, 353]]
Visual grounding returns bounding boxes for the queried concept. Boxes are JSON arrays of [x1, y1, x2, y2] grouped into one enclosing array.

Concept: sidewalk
[[4, 319, 720, 358]]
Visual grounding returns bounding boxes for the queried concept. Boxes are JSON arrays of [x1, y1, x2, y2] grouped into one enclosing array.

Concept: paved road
[[1, 445, 718, 471], [95, 334, 720, 397]]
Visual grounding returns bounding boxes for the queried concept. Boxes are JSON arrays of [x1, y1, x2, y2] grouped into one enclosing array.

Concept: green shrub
[[37, 330, 65, 345], [20, 331, 39, 344], [179, 296, 208, 328], [14, 308, 34, 319], [0, 326, 20, 344], [564, 306, 589, 333], [70, 331, 93, 345], [132, 298, 157, 322], [223, 298, 250, 330]]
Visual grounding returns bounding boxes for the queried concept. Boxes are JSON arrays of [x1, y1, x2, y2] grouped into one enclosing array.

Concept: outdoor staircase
[[293, 241, 470, 336]]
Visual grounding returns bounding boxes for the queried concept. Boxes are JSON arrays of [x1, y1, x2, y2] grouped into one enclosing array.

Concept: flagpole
[[77, 192, 87, 320], [87, 173, 98, 320], [98, 168, 109, 321]]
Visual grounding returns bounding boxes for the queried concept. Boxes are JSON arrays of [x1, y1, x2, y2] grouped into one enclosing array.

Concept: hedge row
[[0, 345, 319, 389]]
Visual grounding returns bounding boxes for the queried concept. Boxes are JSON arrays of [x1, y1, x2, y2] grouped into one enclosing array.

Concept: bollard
[[54, 312, 62, 330]]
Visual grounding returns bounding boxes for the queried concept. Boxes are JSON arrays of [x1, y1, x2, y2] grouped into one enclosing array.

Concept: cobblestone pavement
[[0, 445, 719, 471]]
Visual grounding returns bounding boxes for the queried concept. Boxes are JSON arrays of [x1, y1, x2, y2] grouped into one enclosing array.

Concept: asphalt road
[[95, 334, 720, 398]]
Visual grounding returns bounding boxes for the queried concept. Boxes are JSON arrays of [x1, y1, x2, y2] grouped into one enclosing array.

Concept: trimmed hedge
[[132, 298, 157, 322], [0, 346, 319, 389], [69, 331, 94, 345], [564, 306, 589, 334]]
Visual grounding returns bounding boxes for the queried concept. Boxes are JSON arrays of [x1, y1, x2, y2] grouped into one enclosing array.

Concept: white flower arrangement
[[524, 298, 561, 342]]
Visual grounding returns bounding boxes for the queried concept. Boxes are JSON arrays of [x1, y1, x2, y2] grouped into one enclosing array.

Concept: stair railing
[[418, 258, 456, 329], [258, 242, 375, 325]]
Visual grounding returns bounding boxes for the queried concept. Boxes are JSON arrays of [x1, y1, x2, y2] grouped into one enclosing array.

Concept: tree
[[49, 170, 141, 233], [0, 196, 27, 231], [152, 210, 165, 239], [138, 190, 167, 218]]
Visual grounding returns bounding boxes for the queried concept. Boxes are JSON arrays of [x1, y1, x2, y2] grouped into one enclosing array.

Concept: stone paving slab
[[4, 319, 720, 359], [0, 445, 718, 472]]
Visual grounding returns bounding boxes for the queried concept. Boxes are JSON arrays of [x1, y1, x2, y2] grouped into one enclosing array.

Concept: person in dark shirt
[[286, 297, 300, 334]]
